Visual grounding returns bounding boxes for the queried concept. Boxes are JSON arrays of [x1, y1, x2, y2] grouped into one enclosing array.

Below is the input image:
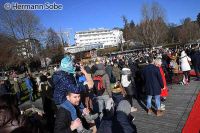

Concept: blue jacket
[[142, 64, 164, 96], [24, 78, 33, 90], [52, 71, 86, 105], [60, 100, 84, 121]]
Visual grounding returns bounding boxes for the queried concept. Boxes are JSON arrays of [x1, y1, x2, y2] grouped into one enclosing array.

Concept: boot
[[84, 113, 98, 123], [147, 108, 153, 115], [156, 110, 164, 117]]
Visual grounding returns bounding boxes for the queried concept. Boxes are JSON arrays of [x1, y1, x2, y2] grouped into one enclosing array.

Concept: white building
[[64, 43, 103, 54], [17, 39, 39, 59], [75, 28, 124, 48]]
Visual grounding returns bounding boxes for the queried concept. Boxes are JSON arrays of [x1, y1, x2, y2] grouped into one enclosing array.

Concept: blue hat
[[67, 86, 82, 94], [60, 56, 75, 74]]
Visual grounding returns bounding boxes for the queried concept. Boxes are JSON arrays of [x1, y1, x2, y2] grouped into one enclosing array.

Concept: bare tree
[[0, 8, 43, 40], [167, 23, 179, 43], [139, 2, 168, 48], [0, 9, 18, 39], [45, 28, 61, 49], [0, 34, 19, 66], [0, 8, 43, 73], [197, 12, 200, 27], [39, 28, 63, 68], [178, 18, 200, 43]]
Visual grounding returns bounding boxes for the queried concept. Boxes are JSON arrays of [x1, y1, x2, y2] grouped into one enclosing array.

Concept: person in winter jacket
[[191, 49, 200, 80], [52, 55, 97, 128], [112, 63, 121, 82], [52, 55, 94, 105], [142, 57, 164, 116], [13, 77, 21, 104], [54, 89, 93, 133], [121, 64, 137, 112], [93, 63, 112, 121], [180, 51, 191, 85], [24, 74, 33, 102], [105, 61, 113, 82]]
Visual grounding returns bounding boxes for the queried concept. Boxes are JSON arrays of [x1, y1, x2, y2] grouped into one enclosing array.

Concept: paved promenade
[[19, 79, 200, 133], [132, 79, 200, 133]]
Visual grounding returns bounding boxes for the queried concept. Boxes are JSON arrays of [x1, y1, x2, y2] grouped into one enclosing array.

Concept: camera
[[75, 63, 81, 71]]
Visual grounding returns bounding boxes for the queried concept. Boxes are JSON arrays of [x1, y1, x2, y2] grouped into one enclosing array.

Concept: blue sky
[[1, 0, 200, 44]]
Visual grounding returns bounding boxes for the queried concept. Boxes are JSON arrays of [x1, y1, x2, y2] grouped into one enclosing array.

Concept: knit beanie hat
[[116, 100, 131, 115], [60, 56, 75, 74], [95, 63, 105, 70]]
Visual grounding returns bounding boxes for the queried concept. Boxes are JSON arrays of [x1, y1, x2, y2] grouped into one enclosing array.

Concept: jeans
[[147, 95, 161, 110], [28, 88, 33, 101], [94, 95, 110, 128], [95, 95, 110, 113]]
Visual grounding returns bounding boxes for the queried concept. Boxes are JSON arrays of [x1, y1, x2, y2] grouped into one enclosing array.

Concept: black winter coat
[[191, 51, 200, 66], [112, 111, 137, 133], [98, 111, 137, 133], [142, 64, 164, 96], [0, 84, 8, 95], [54, 107, 73, 133]]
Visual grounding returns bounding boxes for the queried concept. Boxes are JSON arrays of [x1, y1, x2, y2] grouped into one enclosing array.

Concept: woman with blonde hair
[[154, 58, 168, 103]]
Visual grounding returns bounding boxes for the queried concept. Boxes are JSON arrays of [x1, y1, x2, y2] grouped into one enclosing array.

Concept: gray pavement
[[131, 79, 200, 133]]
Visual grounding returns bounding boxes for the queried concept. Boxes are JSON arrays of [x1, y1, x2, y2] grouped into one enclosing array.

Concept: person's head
[[154, 58, 162, 67], [46, 72, 51, 77], [95, 63, 105, 70], [66, 92, 81, 106], [181, 50, 187, 57], [147, 57, 154, 64], [14, 77, 18, 82], [116, 100, 131, 116], [60, 55, 75, 74], [114, 63, 118, 67]]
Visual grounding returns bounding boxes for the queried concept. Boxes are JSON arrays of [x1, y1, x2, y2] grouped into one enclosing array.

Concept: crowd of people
[[0, 45, 200, 133]]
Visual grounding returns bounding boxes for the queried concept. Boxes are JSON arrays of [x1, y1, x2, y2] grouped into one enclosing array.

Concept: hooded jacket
[[180, 51, 191, 72], [52, 71, 85, 105], [93, 69, 111, 96]]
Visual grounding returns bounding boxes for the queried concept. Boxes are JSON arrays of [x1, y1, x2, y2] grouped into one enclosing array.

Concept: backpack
[[93, 75, 105, 96]]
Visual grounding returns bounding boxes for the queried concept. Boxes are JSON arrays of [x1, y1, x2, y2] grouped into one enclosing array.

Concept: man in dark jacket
[[142, 57, 164, 116], [54, 89, 92, 133], [191, 49, 200, 80]]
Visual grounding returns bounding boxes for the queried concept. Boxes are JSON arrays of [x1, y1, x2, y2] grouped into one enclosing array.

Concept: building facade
[[74, 28, 124, 48], [17, 38, 39, 59], [64, 43, 103, 54]]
